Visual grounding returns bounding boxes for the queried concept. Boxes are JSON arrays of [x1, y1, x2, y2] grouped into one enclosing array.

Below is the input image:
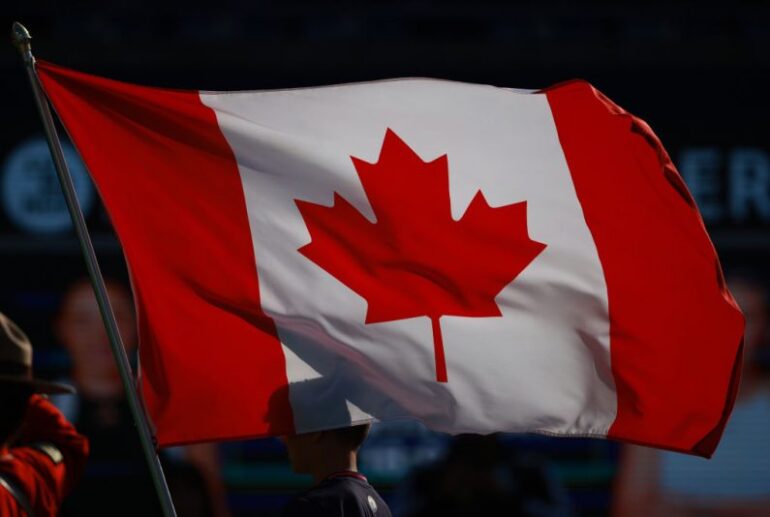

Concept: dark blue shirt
[[283, 472, 391, 517]]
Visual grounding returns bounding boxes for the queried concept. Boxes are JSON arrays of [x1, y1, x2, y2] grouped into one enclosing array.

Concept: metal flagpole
[[10, 22, 178, 517]]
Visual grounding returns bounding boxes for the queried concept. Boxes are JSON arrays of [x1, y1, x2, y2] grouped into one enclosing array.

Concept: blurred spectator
[[51, 277, 229, 516], [166, 462, 220, 517], [394, 433, 572, 517], [613, 273, 770, 517]]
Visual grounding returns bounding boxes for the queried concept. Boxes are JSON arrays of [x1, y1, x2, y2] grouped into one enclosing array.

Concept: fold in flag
[[37, 61, 744, 457]]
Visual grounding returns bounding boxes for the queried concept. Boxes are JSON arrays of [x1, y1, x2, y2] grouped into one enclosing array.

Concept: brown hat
[[0, 311, 74, 394]]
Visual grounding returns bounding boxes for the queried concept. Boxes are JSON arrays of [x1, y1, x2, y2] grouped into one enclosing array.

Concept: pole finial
[[11, 22, 34, 65]]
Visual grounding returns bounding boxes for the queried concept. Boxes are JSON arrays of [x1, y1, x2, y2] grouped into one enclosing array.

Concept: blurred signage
[[679, 147, 770, 227], [1, 136, 94, 234], [1, 139, 767, 236]]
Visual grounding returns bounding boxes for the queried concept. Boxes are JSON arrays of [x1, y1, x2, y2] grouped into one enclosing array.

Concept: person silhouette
[[282, 423, 392, 517]]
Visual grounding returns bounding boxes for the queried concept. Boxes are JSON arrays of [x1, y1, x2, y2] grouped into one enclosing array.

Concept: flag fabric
[[36, 60, 744, 457]]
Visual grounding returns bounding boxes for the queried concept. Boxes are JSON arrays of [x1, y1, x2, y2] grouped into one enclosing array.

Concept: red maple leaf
[[295, 129, 546, 382]]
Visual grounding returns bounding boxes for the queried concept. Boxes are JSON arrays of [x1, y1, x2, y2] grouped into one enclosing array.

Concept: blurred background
[[1, 1, 769, 515]]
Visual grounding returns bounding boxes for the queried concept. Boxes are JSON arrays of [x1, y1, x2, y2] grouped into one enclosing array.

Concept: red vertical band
[[37, 61, 294, 446], [546, 81, 744, 456]]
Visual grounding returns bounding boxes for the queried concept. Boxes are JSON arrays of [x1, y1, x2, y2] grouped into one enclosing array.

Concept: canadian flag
[[37, 61, 743, 456]]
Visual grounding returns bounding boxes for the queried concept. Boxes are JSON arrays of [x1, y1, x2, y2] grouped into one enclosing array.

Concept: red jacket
[[0, 395, 89, 516]]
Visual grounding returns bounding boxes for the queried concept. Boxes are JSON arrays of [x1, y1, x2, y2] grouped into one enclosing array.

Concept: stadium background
[[1, 1, 768, 515]]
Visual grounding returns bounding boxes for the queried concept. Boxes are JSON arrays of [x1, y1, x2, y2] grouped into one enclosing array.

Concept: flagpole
[[10, 22, 178, 517]]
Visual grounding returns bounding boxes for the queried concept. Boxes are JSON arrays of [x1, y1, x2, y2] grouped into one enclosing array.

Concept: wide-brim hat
[[0, 311, 75, 395]]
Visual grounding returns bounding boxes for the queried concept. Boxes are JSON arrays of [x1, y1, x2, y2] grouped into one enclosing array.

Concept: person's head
[[282, 423, 371, 476], [55, 278, 137, 393]]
